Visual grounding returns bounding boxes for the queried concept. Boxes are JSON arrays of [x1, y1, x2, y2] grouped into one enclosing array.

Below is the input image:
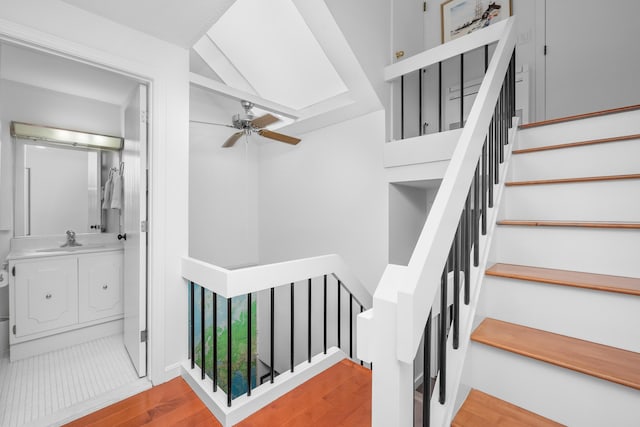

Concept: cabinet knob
[[45, 293, 52, 299], [102, 284, 109, 290]]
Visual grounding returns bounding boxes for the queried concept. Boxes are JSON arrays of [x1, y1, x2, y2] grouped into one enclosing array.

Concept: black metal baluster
[[453, 223, 460, 350], [499, 86, 504, 164], [190, 282, 194, 370], [201, 286, 205, 380], [481, 140, 488, 235], [439, 263, 447, 404], [270, 288, 275, 384], [290, 282, 294, 373], [349, 294, 353, 359], [512, 50, 516, 118], [423, 310, 432, 427], [213, 292, 218, 392], [438, 62, 443, 132], [494, 103, 500, 184], [247, 293, 252, 396], [323, 275, 327, 354], [227, 297, 232, 407], [401, 75, 405, 139], [464, 192, 472, 305], [337, 280, 341, 348], [360, 305, 364, 366], [419, 68, 423, 136], [473, 164, 480, 267], [460, 53, 464, 128], [488, 116, 494, 208], [308, 278, 312, 363]]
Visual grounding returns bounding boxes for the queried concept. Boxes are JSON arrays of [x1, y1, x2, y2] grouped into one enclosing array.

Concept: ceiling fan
[[190, 100, 301, 148]]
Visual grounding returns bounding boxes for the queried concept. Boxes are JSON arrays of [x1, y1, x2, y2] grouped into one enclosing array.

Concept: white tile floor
[[0, 334, 148, 427]]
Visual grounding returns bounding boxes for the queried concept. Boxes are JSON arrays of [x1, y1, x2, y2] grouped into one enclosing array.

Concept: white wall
[[189, 87, 259, 268], [389, 183, 433, 266], [326, 0, 391, 139], [258, 110, 388, 293], [0, 0, 190, 384]]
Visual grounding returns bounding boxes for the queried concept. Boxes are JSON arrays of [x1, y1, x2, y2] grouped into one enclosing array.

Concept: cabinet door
[[14, 257, 78, 337], [78, 252, 123, 323]]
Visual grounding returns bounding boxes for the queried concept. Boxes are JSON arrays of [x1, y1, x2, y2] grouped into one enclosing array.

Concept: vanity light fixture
[[10, 121, 123, 151]]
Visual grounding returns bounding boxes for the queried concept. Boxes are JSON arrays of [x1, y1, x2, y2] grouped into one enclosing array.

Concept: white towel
[[102, 175, 113, 209], [111, 173, 122, 210]]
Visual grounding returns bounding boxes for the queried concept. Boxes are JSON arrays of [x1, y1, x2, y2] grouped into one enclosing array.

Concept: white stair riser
[[491, 226, 640, 277], [462, 343, 640, 427], [501, 180, 640, 222], [478, 276, 640, 352], [511, 139, 640, 180], [517, 110, 640, 150]]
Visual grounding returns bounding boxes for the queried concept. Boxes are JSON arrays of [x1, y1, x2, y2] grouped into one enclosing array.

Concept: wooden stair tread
[[506, 173, 640, 186], [472, 318, 640, 390], [452, 389, 565, 427], [513, 133, 640, 154], [497, 220, 640, 229], [486, 263, 640, 296], [519, 104, 640, 129]]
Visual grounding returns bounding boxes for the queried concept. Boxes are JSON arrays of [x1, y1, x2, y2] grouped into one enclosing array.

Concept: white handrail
[[181, 253, 372, 308], [395, 17, 517, 363], [384, 19, 509, 82]]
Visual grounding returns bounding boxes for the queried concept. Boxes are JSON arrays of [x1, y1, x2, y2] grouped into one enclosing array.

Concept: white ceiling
[[0, 43, 139, 105], [60, 0, 234, 48]]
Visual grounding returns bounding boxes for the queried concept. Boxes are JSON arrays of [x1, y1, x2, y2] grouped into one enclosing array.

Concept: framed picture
[[441, 0, 512, 43]]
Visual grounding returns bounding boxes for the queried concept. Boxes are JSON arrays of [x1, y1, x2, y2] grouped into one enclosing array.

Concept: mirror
[[13, 138, 121, 237]]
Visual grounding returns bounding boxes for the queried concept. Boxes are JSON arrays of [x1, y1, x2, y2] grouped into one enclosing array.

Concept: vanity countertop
[[6, 233, 124, 261]]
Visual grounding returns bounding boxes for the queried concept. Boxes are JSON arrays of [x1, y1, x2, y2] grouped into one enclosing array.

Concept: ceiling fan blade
[[258, 129, 301, 145], [222, 132, 243, 148], [250, 113, 280, 129]]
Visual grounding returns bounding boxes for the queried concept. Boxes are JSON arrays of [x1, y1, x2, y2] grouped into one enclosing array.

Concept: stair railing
[[359, 17, 518, 426], [181, 254, 371, 426]]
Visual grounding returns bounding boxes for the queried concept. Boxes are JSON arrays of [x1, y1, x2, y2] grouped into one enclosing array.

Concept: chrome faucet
[[61, 230, 82, 248]]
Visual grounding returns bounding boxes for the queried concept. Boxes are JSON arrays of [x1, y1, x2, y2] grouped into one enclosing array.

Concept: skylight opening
[[208, 0, 348, 110]]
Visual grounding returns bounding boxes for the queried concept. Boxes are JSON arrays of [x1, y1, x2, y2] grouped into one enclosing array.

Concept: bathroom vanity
[[6, 237, 124, 361]]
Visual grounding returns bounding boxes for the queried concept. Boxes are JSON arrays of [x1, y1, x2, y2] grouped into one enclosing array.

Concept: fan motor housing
[[232, 112, 255, 130]]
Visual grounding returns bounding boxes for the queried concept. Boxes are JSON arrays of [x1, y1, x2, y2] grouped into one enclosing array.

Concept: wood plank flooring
[[472, 318, 640, 390], [237, 359, 371, 427], [452, 389, 565, 427], [64, 377, 221, 427], [486, 263, 640, 296], [65, 359, 372, 427]]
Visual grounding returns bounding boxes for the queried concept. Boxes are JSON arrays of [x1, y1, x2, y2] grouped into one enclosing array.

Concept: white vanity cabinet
[[8, 249, 124, 360], [78, 252, 123, 322], [13, 257, 78, 337]]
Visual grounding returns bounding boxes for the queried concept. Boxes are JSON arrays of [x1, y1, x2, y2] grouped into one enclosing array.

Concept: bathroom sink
[[35, 244, 106, 253]]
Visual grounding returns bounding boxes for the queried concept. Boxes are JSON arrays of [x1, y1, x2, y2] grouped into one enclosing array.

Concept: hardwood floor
[[64, 377, 221, 427], [237, 359, 371, 427], [65, 359, 372, 427]]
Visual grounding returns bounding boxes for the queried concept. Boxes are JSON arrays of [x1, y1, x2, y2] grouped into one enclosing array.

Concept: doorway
[[0, 40, 150, 425]]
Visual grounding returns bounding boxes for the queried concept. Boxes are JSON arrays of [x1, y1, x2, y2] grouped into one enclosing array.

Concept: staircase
[[454, 106, 640, 426]]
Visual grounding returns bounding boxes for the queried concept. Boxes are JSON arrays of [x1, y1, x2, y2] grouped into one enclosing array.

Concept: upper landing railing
[[360, 18, 518, 427], [181, 254, 372, 425]]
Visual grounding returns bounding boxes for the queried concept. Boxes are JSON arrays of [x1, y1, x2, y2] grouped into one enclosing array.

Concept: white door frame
[[0, 18, 166, 385]]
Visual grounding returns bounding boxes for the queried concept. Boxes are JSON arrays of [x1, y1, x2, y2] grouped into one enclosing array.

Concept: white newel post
[[367, 265, 414, 426]]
